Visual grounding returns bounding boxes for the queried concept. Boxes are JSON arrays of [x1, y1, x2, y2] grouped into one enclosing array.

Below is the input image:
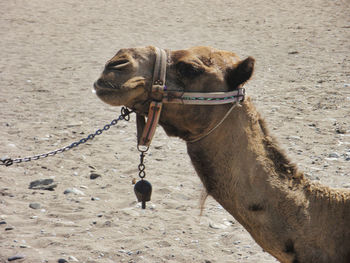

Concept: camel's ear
[[225, 56, 255, 89]]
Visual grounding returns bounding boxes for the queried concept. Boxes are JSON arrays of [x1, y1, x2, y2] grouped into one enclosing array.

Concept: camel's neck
[[187, 98, 305, 209], [185, 98, 349, 263]]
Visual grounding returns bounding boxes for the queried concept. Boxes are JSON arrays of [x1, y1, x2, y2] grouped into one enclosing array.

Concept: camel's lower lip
[[93, 80, 119, 91], [93, 82, 109, 92], [93, 81, 103, 90]]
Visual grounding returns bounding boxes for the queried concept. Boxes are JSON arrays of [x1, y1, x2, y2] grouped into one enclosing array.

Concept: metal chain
[[0, 107, 133, 167], [138, 150, 147, 179]]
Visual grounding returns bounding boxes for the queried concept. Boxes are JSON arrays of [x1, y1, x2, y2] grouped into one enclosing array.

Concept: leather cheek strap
[[137, 101, 163, 147], [137, 47, 167, 148]]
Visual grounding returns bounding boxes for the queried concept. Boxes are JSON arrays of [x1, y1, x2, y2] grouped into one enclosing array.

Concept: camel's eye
[[106, 59, 130, 70], [176, 62, 204, 78]]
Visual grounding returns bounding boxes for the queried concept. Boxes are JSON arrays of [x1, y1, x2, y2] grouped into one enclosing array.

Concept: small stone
[[29, 179, 57, 191], [288, 51, 299, 55], [5, 226, 14, 231], [0, 220, 6, 225], [63, 188, 85, 195], [287, 135, 301, 140], [209, 222, 227, 229], [29, 203, 41, 209], [91, 197, 100, 201], [328, 152, 340, 158], [335, 127, 346, 134], [8, 254, 25, 261], [344, 83, 350, 88], [58, 259, 68, 263], [90, 173, 101, 180], [68, 255, 78, 262]]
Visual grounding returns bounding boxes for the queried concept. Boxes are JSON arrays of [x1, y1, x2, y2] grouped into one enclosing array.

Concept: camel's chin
[[95, 86, 146, 108], [95, 90, 125, 106]]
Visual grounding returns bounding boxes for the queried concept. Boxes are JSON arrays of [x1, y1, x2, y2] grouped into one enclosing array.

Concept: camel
[[93, 46, 350, 263]]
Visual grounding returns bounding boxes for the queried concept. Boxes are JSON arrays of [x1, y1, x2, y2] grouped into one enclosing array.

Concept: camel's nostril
[[106, 59, 130, 70]]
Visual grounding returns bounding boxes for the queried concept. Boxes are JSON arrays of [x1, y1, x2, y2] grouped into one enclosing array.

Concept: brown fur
[[257, 110, 303, 182], [94, 46, 350, 263]]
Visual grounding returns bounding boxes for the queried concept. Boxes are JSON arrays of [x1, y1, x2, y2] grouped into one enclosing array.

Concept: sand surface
[[0, 0, 349, 262]]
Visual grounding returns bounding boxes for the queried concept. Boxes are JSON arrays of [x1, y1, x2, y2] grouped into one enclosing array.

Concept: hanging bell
[[134, 179, 152, 209]]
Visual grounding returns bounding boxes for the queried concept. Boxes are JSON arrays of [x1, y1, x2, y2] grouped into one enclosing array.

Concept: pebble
[[209, 222, 227, 229], [29, 203, 41, 210], [63, 188, 85, 195], [5, 226, 14, 231], [345, 152, 350, 161], [335, 126, 346, 134], [68, 255, 79, 262], [29, 179, 57, 191], [58, 259, 68, 263], [287, 135, 301, 140], [8, 254, 25, 261], [91, 197, 100, 201], [328, 152, 340, 158], [90, 173, 101, 180], [0, 220, 7, 225]]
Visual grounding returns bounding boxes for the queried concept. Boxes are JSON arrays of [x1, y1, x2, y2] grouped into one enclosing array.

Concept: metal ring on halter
[[137, 145, 149, 153]]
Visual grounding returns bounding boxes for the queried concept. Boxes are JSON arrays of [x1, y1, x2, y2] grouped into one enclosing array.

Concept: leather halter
[[136, 47, 246, 148], [137, 47, 167, 148]]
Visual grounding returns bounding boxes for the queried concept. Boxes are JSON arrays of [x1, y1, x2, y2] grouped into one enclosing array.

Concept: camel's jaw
[[93, 76, 148, 107]]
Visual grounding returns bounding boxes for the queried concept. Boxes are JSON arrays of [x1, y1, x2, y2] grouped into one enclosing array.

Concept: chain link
[[138, 150, 147, 179], [0, 107, 133, 167]]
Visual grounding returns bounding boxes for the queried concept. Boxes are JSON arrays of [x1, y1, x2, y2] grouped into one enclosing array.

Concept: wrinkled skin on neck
[[94, 46, 254, 141]]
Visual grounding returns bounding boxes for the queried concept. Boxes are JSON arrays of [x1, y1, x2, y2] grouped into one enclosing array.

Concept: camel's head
[[94, 46, 254, 141]]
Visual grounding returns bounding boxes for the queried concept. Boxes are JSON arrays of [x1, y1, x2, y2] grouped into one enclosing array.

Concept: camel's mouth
[[93, 80, 122, 105], [93, 77, 148, 107], [93, 79, 120, 91]]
